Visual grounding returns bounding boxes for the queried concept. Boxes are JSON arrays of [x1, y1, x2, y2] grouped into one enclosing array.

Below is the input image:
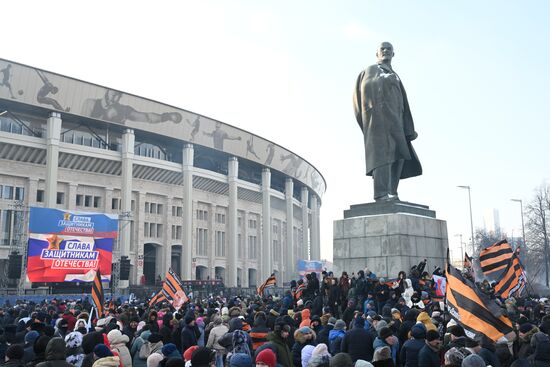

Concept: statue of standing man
[[353, 42, 422, 202]]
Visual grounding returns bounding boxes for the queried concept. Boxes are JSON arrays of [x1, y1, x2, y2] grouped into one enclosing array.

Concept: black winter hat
[[426, 329, 440, 342], [191, 347, 215, 367], [378, 326, 393, 340], [6, 344, 24, 360], [519, 323, 534, 334]]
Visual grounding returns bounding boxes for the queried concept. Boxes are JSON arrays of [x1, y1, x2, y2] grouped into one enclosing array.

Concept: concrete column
[[261, 168, 272, 281], [301, 186, 309, 261], [310, 195, 320, 260], [103, 188, 113, 214], [66, 184, 77, 211], [119, 129, 134, 288], [45, 112, 61, 208], [120, 129, 134, 258], [136, 193, 145, 282], [316, 198, 321, 260], [284, 179, 294, 282], [182, 144, 194, 280], [27, 178, 39, 207], [227, 157, 238, 287], [242, 212, 249, 287], [164, 196, 172, 277]]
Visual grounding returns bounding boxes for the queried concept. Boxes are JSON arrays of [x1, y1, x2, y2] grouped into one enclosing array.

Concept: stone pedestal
[[333, 201, 448, 278]]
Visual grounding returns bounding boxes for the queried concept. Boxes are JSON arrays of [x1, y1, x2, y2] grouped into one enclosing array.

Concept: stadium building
[[0, 59, 325, 288]]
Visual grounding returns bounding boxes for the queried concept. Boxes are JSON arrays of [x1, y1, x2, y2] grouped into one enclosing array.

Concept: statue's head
[[376, 42, 394, 64]]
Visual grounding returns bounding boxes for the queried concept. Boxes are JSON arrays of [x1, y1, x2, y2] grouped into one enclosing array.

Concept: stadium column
[[45, 112, 61, 208], [310, 195, 320, 260], [301, 186, 309, 261], [227, 157, 238, 287], [120, 128, 134, 288], [261, 168, 272, 282], [181, 144, 194, 280], [285, 178, 294, 282]]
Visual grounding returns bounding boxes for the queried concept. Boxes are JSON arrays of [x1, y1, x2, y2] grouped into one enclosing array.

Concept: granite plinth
[[333, 203, 448, 278], [344, 201, 436, 218]]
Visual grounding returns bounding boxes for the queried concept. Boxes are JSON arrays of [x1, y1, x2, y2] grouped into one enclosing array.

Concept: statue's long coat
[[353, 63, 422, 178]]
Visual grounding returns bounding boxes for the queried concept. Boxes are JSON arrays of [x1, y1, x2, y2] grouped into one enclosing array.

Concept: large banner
[[297, 259, 324, 279], [27, 207, 117, 282]]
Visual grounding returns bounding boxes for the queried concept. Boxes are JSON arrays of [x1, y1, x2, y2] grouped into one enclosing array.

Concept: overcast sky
[[4, 0, 550, 263]]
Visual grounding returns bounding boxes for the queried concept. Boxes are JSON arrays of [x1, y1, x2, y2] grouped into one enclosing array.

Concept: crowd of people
[[1, 262, 550, 367]]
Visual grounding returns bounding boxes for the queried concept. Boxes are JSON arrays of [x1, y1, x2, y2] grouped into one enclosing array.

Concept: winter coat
[[3, 360, 25, 367], [517, 327, 539, 359], [130, 330, 151, 367], [300, 310, 311, 328], [206, 324, 229, 352], [417, 344, 439, 367], [36, 337, 75, 367], [108, 330, 133, 367], [341, 323, 374, 362], [292, 328, 315, 367], [399, 338, 424, 367], [373, 337, 399, 364], [316, 325, 332, 347], [267, 332, 294, 367], [416, 313, 436, 333], [328, 329, 345, 356], [180, 325, 199, 353], [93, 356, 122, 367]]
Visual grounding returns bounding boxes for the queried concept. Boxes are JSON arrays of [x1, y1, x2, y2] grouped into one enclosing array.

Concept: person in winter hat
[[191, 347, 215, 367], [308, 344, 331, 367], [4, 344, 25, 367], [36, 337, 75, 367], [328, 320, 346, 356], [229, 353, 253, 367], [22, 330, 39, 364], [256, 348, 277, 367], [399, 324, 425, 367], [461, 354, 486, 367], [65, 331, 85, 367], [107, 329, 132, 367], [301, 345, 315, 367], [329, 353, 353, 367], [162, 343, 182, 360], [92, 344, 120, 367]]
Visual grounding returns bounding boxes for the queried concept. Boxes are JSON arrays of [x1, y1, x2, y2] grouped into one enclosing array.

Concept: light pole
[[458, 185, 475, 255], [511, 199, 526, 252]]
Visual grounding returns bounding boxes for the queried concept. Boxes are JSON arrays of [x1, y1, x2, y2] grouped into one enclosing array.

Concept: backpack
[[139, 341, 153, 360]]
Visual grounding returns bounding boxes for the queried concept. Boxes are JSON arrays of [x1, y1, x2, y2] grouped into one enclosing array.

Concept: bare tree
[[525, 184, 550, 287]]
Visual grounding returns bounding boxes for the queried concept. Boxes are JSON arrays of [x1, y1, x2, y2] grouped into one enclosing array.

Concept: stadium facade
[[0, 59, 325, 288]]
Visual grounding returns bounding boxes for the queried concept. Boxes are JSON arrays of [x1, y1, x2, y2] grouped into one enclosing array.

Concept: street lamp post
[[458, 185, 475, 255], [511, 199, 526, 251]]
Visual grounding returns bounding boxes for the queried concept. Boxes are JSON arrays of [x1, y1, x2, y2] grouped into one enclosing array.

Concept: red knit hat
[[256, 349, 276, 367], [184, 345, 199, 361]]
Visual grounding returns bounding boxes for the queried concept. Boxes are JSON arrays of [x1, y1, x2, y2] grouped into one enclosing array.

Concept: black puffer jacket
[[35, 337, 75, 367]]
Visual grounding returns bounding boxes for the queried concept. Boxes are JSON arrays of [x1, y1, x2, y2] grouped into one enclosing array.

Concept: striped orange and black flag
[[294, 282, 306, 301], [479, 240, 514, 275], [148, 289, 167, 307], [257, 274, 277, 297], [446, 263, 513, 341], [91, 269, 105, 317], [162, 268, 189, 308], [494, 253, 526, 299]]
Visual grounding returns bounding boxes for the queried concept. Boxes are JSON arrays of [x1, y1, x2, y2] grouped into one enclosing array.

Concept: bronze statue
[[353, 42, 422, 202]]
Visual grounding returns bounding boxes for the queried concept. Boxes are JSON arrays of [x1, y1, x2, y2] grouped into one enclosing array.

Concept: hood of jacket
[[92, 355, 121, 367], [301, 309, 311, 320], [328, 329, 346, 342], [45, 337, 67, 361], [82, 331, 105, 354], [107, 329, 130, 346]]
